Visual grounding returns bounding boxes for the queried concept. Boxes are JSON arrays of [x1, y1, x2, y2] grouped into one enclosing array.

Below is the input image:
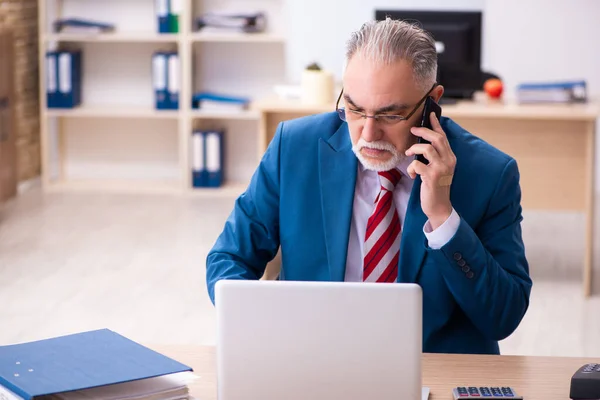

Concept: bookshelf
[[38, 0, 286, 197]]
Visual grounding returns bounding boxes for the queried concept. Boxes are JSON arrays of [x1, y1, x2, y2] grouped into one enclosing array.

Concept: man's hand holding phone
[[405, 111, 457, 230]]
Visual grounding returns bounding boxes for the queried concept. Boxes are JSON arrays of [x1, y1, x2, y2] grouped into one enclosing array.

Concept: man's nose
[[361, 117, 381, 142]]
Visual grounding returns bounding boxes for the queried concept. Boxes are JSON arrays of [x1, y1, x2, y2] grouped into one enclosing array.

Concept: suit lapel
[[318, 123, 357, 282], [398, 176, 428, 283]]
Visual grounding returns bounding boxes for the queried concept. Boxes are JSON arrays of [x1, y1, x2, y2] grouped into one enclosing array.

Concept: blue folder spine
[[205, 131, 224, 188], [166, 52, 179, 110], [152, 52, 168, 110], [45, 51, 59, 109], [53, 50, 82, 109], [192, 130, 206, 188]]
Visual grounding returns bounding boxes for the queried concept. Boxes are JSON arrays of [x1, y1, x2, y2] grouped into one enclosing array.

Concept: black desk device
[[570, 363, 600, 399]]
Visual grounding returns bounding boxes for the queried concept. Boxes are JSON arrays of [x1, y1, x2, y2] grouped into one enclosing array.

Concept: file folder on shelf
[[45, 51, 59, 108], [152, 52, 169, 110], [167, 52, 180, 110], [169, 0, 182, 33], [0, 329, 194, 400], [53, 18, 115, 34], [46, 50, 82, 109], [191, 91, 250, 111], [205, 131, 224, 187], [192, 130, 206, 188], [192, 130, 224, 188], [156, 0, 170, 33]]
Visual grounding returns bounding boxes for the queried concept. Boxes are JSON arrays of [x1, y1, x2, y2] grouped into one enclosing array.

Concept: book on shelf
[[53, 18, 115, 34], [0, 329, 197, 400], [516, 80, 588, 104]]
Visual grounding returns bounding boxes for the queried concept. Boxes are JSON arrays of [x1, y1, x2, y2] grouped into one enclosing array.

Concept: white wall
[[284, 0, 484, 85], [484, 0, 600, 101], [284, 0, 600, 101]]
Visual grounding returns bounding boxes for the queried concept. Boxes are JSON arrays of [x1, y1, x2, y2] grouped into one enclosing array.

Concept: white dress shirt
[[344, 157, 461, 282]]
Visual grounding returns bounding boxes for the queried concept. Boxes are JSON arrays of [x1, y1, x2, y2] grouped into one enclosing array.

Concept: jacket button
[[457, 259, 466, 267], [462, 265, 470, 273], [466, 271, 475, 279], [453, 252, 462, 261]]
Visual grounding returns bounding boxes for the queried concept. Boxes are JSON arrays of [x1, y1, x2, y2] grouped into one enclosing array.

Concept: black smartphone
[[416, 96, 442, 165]]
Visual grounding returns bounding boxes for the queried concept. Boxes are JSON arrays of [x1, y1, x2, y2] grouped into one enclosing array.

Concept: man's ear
[[432, 85, 445, 103]]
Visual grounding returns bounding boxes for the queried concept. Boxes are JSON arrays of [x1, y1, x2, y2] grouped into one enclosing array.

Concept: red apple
[[484, 78, 503, 99]]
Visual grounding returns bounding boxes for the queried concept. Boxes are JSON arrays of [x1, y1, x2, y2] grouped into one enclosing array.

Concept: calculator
[[452, 386, 523, 399]]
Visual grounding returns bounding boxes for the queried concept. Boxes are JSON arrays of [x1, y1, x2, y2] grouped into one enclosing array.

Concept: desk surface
[[153, 345, 597, 400], [252, 97, 600, 121]]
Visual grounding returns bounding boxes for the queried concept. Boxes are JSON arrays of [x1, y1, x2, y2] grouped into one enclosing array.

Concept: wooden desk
[[153, 345, 596, 400], [253, 98, 600, 296]]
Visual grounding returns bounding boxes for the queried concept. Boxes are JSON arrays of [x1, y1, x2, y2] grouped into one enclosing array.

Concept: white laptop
[[215, 280, 426, 400]]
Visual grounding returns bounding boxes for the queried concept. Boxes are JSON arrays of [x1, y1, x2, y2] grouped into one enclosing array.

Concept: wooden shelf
[[45, 106, 180, 119], [190, 109, 259, 120], [189, 182, 248, 198], [46, 179, 182, 194], [191, 31, 285, 43], [44, 32, 179, 43], [38, 0, 284, 196]]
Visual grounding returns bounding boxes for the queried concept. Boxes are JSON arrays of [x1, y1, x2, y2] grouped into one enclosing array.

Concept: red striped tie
[[363, 169, 402, 283]]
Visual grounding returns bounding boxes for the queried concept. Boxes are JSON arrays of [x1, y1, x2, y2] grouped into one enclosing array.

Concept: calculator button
[[479, 387, 492, 397], [468, 387, 480, 396], [491, 387, 503, 397], [501, 387, 513, 396]]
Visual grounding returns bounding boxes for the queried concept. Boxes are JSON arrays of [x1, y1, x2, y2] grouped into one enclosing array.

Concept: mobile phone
[[416, 96, 442, 165]]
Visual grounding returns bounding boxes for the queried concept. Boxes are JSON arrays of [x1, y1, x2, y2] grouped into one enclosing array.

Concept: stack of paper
[[195, 11, 267, 33], [516, 80, 588, 104], [53, 19, 115, 34], [0, 329, 197, 400]]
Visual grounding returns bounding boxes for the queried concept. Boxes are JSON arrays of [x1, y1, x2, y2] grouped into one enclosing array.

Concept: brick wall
[[0, 0, 40, 182]]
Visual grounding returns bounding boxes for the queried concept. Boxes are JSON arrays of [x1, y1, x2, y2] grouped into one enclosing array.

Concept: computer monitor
[[375, 10, 483, 100]]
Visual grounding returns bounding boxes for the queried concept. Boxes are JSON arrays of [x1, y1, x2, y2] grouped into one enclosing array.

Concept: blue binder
[[54, 50, 82, 109], [156, 0, 170, 33], [0, 329, 192, 400], [53, 18, 115, 33], [166, 52, 179, 110], [45, 51, 59, 108], [191, 130, 206, 187], [205, 131, 224, 187], [152, 52, 168, 110]]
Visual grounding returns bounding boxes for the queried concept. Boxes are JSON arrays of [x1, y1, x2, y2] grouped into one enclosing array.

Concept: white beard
[[351, 137, 407, 172]]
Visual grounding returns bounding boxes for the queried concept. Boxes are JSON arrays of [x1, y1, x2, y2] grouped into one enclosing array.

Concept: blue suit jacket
[[206, 112, 532, 355]]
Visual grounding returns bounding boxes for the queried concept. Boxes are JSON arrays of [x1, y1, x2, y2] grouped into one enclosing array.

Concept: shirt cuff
[[423, 208, 460, 250]]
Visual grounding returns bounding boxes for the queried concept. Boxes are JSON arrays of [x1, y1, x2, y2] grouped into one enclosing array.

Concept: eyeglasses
[[335, 82, 438, 125]]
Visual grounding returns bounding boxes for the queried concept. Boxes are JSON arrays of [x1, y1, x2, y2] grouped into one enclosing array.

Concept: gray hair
[[345, 17, 438, 90]]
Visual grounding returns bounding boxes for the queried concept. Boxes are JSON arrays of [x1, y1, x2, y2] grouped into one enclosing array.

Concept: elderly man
[[206, 18, 532, 355]]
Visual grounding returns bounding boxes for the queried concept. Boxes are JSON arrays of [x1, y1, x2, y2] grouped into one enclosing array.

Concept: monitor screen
[[374, 10, 483, 99]]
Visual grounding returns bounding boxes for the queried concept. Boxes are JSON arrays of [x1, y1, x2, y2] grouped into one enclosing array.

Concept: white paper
[[422, 386, 430, 400]]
